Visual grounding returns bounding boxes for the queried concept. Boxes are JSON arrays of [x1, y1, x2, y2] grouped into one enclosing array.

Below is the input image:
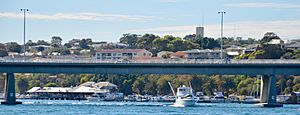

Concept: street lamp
[[21, 8, 29, 60], [218, 11, 225, 60]]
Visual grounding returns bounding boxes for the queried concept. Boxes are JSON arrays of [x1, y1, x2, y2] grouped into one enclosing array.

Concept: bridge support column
[[1, 73, 21, 105], [259, 75, 282, 107]]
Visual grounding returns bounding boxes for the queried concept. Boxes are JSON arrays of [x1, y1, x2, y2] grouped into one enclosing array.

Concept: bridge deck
[[0, 59, 300, 75]]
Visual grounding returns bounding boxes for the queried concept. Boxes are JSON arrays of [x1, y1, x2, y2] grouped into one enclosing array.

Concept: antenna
[[202, 15, 204, 27], [234, 24, 236, 39]]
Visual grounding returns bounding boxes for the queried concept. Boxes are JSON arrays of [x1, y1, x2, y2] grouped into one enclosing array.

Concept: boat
[[87, 82, 124, 102], [196, 92, 211, 103], [242, 96, 260, 104], [87, 93, 105, 101], [210, 92, 225, 103], [168, 82, 198, 107]]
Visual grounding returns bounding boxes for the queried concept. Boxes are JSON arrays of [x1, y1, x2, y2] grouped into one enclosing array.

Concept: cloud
[[224, 2, 300, 9], [128, 20, 300, 40], [0, 12, 153, 22]]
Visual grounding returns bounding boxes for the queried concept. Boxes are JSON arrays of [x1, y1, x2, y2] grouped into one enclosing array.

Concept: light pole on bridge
[[20, 8, 29, 60], [218, 11, 225, 60]]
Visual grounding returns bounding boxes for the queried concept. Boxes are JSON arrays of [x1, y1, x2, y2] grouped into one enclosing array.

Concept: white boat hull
[[174, 99, 197, 107]]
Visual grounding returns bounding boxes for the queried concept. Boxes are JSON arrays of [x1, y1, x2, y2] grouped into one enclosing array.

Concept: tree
[[120, 33, 138, 49], [64, 43, 72, 48], [61, 48, 71, 55], [132, 77, 146, 94], [0, 75, 5, 93], [79, 39, 90, 49], [259, 45, 284, 59], [37, 40, 50, 45], [260, 32, 280, 44], [237, 78, 255, 95], [6, 42, 21, 53], [26, 40, 37, 46], [16, 78, 29, 94], [51, 36, 62, 47], [0, 50, 8, 57], [137, 34, 159, 51]]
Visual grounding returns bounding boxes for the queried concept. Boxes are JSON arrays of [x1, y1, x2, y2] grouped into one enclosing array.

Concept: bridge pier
[[1, 73, 21, 105], [258, 75, 282, 107]]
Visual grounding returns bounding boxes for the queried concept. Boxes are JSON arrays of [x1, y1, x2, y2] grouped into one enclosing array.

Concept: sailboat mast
[[168, 82, 176, 97], [189, 81, 193, 94]]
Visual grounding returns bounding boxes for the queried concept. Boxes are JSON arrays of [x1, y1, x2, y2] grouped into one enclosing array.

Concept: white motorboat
[[87, 93, 106, 101], [169, 82, 198, 107]]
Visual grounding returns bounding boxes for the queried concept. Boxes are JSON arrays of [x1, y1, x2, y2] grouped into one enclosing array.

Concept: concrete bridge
[[1, 59, 300, 107]]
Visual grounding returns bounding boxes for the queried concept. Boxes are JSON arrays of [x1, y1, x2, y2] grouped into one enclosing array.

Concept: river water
[[0, 100, 299, 115]]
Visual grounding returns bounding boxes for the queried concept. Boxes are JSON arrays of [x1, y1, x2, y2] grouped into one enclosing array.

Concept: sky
[[0, 0, 300, 44]]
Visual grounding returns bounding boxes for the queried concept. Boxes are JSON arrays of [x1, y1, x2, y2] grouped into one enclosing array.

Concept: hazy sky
[[0, 0, 300, 44]]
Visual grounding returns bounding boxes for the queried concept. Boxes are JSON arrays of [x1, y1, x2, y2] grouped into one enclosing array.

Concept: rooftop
[[96, 49, 147, 53]]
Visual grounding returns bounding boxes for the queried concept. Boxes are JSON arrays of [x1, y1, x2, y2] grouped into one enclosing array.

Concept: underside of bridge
[[1, 73, 283, 107]]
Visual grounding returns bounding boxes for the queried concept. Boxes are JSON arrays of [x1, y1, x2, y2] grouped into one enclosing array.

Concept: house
[[226, 45, 246, 58], [95, 49, 152, 60], [157, 51, 174, 58], [182, 49, 224, 59], [29, 45, 51, 52], [170, 51, 186, 59], [285, 42, 300, 50], [225, 45, 246, 55], [244, 44, 259, 54], [264, 39, 284, 48]]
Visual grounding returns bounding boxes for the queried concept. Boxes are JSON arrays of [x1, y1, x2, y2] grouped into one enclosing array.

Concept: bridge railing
[[0, 58, 300, 64]]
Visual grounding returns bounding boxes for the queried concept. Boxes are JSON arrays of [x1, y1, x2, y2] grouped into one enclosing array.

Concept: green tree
[[259, 32, 280, 44], [51, 36, 62, 47], [132, 77, 146, 94], [237, 78, 255, 95], [0, 50, 8, 57], [16, 77, 29, 94], [79, 39, 90, 49], [37, 40, 50, 45], [120, 33, 138, 48], [6, 42, 21, 53]]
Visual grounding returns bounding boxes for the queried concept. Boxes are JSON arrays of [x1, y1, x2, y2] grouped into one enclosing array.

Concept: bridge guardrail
[[0, 58, 300, 64]]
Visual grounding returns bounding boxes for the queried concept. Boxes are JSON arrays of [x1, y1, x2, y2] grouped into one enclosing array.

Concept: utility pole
[[218, 11, 225, 60], [21, 8, 29, 60]]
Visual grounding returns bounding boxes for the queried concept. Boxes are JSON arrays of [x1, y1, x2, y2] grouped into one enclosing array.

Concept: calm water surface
[[0, 100, 300, 115]]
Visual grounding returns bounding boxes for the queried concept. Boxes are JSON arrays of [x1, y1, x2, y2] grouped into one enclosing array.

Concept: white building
[[225, 45, 246, 57], [29, 45, 51, 52], [196, 27, 204, 37], [26, 81, 121, 100], [95, 49, 152, 60], [182, 49, 224, 59]]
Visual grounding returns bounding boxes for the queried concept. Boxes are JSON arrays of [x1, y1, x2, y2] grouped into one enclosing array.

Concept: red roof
[[96, 49, 146, 53]]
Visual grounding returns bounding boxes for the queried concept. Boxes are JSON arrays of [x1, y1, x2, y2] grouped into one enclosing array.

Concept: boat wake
[[170, 103, 216, 107]]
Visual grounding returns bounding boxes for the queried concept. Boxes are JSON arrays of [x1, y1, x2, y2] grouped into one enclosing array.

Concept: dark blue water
[[1, 100, 300, 115]]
